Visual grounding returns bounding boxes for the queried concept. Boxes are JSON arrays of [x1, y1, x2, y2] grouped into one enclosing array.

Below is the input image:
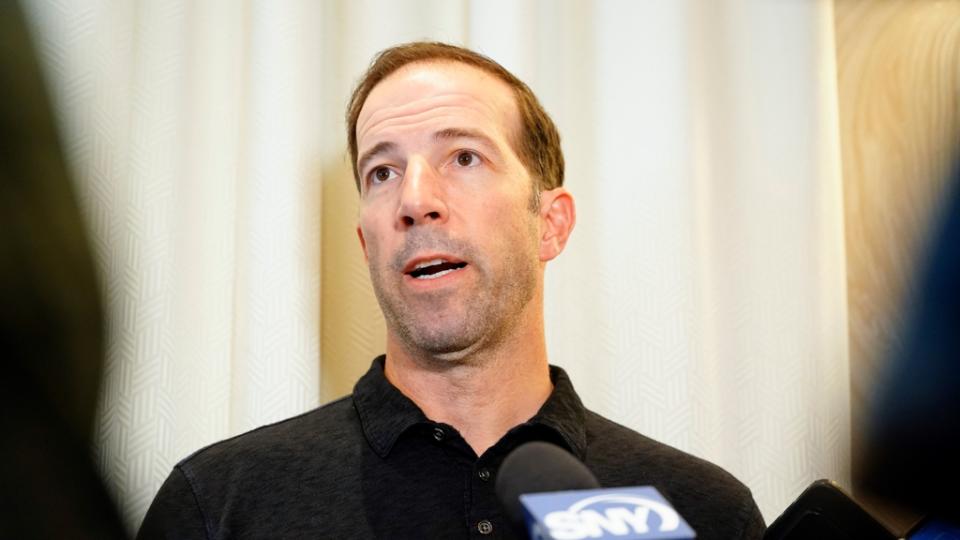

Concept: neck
[[383, 298, 553, 457]]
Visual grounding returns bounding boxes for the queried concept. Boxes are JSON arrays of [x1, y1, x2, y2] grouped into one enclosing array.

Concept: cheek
[[483, 200, 539, 253], [357, 214, 386, 261], [360, 225, 383, 256]]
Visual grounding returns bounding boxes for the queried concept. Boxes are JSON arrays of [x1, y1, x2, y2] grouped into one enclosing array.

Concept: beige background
[[22, 0, 960, 532]]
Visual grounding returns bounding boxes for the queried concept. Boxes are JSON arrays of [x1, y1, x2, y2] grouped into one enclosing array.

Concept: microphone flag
[[520, 486, 696, 540]]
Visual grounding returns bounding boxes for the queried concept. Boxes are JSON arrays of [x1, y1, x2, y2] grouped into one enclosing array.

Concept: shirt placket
[[467, 455, 504, 538]]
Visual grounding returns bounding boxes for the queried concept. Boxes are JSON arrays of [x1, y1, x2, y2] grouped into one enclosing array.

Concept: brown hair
[[346, 42, 564, 198]]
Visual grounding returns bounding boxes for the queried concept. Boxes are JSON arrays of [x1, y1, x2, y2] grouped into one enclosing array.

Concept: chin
[[398, 323, 491, 364], [409, 332, 480, 360]]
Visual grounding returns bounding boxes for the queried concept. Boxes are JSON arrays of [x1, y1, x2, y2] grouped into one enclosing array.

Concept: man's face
[[355, 61, 542, 359]]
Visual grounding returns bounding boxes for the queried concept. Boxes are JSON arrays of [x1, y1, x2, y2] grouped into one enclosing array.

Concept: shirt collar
[[533, 364, 588, 459], [352, 356, 587, 460]]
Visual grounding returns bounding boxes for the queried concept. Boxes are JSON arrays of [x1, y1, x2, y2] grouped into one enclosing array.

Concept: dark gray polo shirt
[[137, 356, 765, 539]]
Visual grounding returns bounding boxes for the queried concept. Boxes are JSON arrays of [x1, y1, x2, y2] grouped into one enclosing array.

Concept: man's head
[[348, 42, 574, 361], [347, 42, 564, 200]]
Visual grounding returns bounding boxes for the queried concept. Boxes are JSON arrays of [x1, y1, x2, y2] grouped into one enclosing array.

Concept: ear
[[356, 225, 369, 263], [538, 188, 576, 262]]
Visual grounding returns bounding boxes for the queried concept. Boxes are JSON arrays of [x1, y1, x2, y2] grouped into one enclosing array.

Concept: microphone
[[495, 441, 695, 539], [496, 441, 601, 530], [763, 480, 896, 540]]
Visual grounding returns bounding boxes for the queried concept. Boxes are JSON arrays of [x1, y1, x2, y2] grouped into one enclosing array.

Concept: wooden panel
[[834, 0, 960, 530]]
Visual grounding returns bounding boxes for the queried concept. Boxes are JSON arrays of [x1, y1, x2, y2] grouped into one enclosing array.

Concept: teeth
[[413, 258, 447, 271], [415, 268, 455, 280]]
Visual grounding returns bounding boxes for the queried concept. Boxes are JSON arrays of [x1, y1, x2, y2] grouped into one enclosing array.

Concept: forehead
[[356, 61, 519, 151]]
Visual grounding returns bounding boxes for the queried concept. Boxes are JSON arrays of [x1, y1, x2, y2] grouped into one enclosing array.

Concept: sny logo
[[521, 487, 696, 540]]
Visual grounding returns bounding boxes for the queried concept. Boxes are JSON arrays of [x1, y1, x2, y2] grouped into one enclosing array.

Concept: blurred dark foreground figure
[[858, 165, 960, 524], [0, 2, 128, 538]]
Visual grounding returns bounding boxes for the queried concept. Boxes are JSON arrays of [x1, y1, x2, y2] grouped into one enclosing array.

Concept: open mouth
[[407, 259, 468, 280]]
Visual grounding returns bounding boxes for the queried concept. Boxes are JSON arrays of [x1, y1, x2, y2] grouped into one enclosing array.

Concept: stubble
[[366, 221, 539, 364]]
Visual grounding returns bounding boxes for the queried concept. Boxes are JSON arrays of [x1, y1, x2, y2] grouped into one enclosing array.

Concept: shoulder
[[176, 395, 361, 488], [185, 395, 355, 458], [583, 410, 765, 540], [583, 410, 746, 496], [138, 396, 366, 538]]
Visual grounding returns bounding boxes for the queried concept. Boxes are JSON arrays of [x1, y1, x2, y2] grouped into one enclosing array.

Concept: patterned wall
[[25, 0, 854, 529], [23, 1, 324, 528]]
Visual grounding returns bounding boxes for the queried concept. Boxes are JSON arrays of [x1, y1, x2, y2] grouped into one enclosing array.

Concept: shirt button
[[432, 427, 445, 441], [477, 519, 494, 535], [477, 468, 491, 482]]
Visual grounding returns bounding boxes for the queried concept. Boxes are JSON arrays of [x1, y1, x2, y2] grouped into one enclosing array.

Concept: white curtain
[[25, 0, 849, 530]]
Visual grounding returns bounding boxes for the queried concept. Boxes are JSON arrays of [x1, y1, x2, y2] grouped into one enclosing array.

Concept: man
[[138, 42, 765, 539]]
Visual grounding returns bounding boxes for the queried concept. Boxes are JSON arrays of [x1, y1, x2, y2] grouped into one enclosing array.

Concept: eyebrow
[[356, 128, 503, 177], [357, 141, 397, 178], [436, 127, 505, 160], [432, 127, 496, 147]]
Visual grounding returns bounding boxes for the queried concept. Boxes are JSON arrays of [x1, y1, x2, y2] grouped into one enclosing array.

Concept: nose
[[396, 157, 447, 228]]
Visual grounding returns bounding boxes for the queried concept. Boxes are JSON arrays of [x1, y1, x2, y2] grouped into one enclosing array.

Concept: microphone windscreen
[[764, 480, 896, 540], [495, 441, 601, 532]]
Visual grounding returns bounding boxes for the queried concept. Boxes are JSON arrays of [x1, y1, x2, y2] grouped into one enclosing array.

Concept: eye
[[455, 151, 480, 168], [369, 166, 398, 185]]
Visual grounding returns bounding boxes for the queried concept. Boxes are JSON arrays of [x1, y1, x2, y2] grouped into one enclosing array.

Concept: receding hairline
[[353, 59, 524, 159], [346, 41, 564, 194]]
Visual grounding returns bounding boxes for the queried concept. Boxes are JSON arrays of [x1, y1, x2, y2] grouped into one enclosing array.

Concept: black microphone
[[495, 442, 696, 540], [496, 441, 602, 533], [764, 480, 896, 540]]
